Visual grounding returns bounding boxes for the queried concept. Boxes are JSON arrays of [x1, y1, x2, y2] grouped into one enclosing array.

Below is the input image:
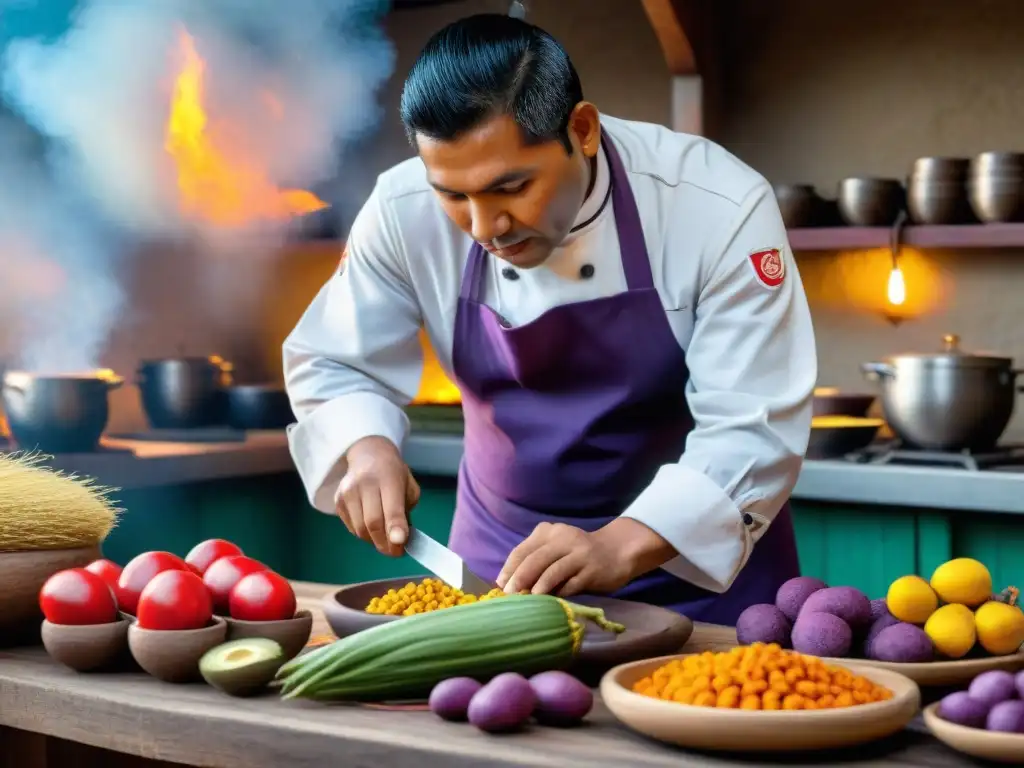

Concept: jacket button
[[743, 514, 754, 526], [501, 267, 519, 281], [580, 263, 595, 279]]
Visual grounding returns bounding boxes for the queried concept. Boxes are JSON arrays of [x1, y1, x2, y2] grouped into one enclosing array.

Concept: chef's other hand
[[496, 522, 633, 597], [336, 436, 420, 556]]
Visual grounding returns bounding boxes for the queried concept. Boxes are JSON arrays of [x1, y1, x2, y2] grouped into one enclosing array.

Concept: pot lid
[[888, 334, 1013, 368]]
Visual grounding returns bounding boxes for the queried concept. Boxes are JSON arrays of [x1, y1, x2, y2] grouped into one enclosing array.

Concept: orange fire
[[164, 29, 327, 226]]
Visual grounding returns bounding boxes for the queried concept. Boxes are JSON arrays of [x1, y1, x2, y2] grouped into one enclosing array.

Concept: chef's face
[[416, 103, 601, 269]]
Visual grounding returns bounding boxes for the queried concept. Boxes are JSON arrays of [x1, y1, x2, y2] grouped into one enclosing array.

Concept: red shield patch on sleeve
[[748, 247, 785, 289]]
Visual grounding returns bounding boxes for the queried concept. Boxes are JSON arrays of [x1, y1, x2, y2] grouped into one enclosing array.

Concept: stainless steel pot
[[861, 334, 1022, 451], [1, 369, 124, 453], [136, 356, 233, 429]]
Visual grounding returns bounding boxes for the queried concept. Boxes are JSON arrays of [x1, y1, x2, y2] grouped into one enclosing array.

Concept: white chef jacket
[[283, 114, 817, 594]]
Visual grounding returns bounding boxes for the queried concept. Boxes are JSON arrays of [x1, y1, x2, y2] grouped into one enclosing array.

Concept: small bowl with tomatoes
[[39, 564, 132, 672], [189, 541, 311, 661], [126, 566, 228, 683]]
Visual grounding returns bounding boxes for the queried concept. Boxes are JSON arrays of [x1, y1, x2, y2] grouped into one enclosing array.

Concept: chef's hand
[[497, 518, 677, 597], [335, 436, 420, 557]]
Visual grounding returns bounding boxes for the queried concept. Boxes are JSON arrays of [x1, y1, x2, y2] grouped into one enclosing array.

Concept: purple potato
[[986, 700, 1024, 734], [939, 691, 991, 728], [868, 598, 890, 624], [735, 603, 792, 647], [799, 586, 873, 628], [1017, 670, 1024, 700], [429, 677, 483, 721], [467, 673, 536, 732], [868, 623, 934, 663], [528, 671, 593, 726], [775, 576, 828, 622], [967, 670, 1018, 709], [791, 612, 852, 657], [862, 612, 901, 658]]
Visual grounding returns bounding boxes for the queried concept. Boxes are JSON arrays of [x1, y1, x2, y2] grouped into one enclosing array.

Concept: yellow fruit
[[975, 600, 1024, 656], [924, 603, 977, 659], [886, 575, 939, 624], [929, 558, 992, 607]]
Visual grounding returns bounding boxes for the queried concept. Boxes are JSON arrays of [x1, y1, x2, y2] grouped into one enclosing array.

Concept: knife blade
[[403, 526, 496, 595]]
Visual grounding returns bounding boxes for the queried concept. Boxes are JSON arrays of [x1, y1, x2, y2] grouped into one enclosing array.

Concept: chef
[[283, 13, 817, 624]]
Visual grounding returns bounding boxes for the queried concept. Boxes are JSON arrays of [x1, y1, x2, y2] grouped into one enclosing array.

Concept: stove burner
[[847, 441, 1024, 471]]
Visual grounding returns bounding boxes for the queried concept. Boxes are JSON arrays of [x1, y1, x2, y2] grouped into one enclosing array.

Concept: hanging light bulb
[[887, 265, 906, 306]]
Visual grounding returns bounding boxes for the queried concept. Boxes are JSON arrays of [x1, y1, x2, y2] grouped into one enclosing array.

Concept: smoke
[[0, 0, 395, 371]]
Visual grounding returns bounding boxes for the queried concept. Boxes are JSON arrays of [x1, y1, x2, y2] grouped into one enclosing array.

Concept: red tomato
[[39, 568, 118, 625], [228, 571, 296, 622], [136, 570, 213, 631], [202, 555, 268, 614], [184, 538, 244, 575], [117, 551, 188, 615], [84, 558, 122, 594]]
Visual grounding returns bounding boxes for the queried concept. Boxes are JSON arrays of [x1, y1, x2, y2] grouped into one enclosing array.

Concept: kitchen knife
[[404, 526, 496, 595]]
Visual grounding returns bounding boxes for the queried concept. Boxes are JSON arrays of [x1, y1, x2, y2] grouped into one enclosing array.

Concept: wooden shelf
[[788, 224, 1024, 252]]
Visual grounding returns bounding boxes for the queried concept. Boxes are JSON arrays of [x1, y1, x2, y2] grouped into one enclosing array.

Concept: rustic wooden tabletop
[[0, 582, 983, 768]]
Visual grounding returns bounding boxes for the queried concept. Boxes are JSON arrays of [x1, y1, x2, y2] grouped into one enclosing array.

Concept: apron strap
[[601, 132, 655, 292]]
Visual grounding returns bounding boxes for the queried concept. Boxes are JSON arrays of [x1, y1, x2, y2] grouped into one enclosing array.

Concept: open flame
[[164, 29, 327, 227]]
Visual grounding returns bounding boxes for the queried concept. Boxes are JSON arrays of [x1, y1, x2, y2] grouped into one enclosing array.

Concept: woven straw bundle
[[0, 451, 121, 552]]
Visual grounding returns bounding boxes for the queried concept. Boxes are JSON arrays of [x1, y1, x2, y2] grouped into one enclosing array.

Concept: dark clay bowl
[[807, 419, 884, 460], [41, 612, 132, 672], [128, 616, 227, 683], [225, 609, 313, 660], [812, 390, 876, 418], [321, 577, 694, 682]]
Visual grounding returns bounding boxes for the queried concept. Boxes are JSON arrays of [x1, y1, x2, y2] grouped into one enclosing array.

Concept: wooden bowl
[[922, 701, 1024, 763], [822, 650, 1024, 687], [322, 577, 694, 682], [225, 609, 313, 660], [0, 546, 101, 644], [128, 616, 228, 683], [600, 653, 920, 752], [41, 612, 131, 671]]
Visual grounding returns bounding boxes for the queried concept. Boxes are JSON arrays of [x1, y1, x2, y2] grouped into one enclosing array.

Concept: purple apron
[[447, 134, 800, 626]]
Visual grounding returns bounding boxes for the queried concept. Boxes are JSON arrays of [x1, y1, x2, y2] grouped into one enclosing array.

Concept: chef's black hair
[[400, 14, 582, 154]]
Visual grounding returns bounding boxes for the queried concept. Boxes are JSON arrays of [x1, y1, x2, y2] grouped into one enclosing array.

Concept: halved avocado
[[199, 637, 285, 697]]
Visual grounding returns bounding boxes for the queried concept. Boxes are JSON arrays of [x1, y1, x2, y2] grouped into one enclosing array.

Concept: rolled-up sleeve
[[283, 183, 424, 513], [621, 182, 816, 593]]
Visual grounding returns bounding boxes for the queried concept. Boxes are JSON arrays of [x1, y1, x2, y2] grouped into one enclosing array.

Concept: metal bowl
[[970, 151, 1024, 177], [837, 177, 905, 226], [773, 184, 823, 228], [967, 175, 1024, 223], [909, 156, 969, 181], [906, 178, 973, 225]]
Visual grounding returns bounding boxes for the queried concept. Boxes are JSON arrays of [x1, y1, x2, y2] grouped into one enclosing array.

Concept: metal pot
[[225, 384, 294, 430], [136, 356, 233, 429], [1, 369, 124, 453], [861, 334, 1021, 451]]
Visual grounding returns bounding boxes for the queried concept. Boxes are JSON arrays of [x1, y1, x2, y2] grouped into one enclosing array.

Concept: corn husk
[[0, 451, 122, 552]]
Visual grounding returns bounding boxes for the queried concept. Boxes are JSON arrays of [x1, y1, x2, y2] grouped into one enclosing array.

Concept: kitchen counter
[[2, 430, 296, 490], [34, 427, 1024, 514], [403, 433, 1024, 515], [0, 582, 975, 768]]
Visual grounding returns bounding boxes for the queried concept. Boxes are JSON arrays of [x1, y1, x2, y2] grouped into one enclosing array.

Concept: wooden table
[[0, 582, 977, 767]]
